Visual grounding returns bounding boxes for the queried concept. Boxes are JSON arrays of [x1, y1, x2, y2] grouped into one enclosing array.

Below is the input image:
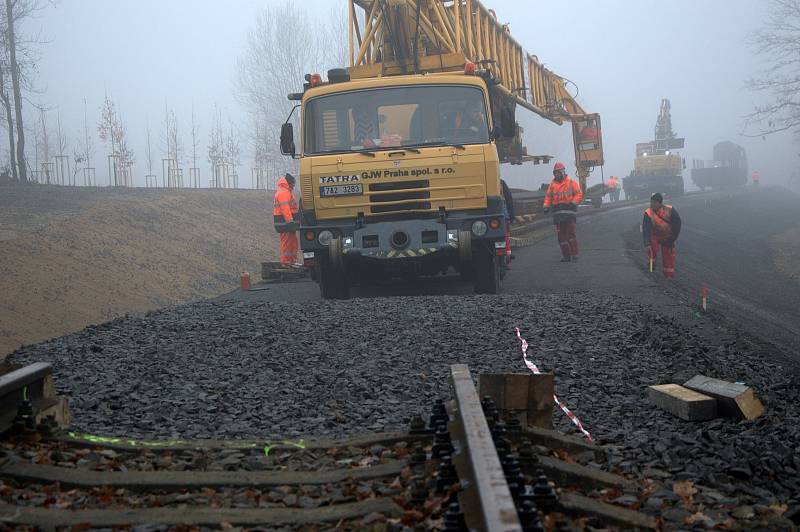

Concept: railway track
[[0, 362, 658, 530]]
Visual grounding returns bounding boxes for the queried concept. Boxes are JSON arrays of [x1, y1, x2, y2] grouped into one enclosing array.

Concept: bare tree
[[144, 119, 155, 187], [0, 61, 14, 179], [207, 103, 225, 187], [746, 0, 800, 137], [236, 2, 347, 182], [97, 93, 134, 186], [37, 107, 50, 182], [162, 104, 183, 186], [0, 0, 53, 181], [225, 121, 240, 188], [55, 110, 66, 154], [190, 101, 199, 187], [73, 98, 94, 185]]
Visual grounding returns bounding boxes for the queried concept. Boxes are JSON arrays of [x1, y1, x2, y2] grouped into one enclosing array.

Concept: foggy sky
[[25, 0, 794, 190]]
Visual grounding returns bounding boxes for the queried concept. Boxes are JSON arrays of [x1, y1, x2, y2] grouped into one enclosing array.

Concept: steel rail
[[449, 363, 521, 532]]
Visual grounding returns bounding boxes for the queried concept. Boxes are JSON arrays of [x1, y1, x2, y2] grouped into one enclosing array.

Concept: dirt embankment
[[0, 184, 279, 357], [771, 227, 800, 281]]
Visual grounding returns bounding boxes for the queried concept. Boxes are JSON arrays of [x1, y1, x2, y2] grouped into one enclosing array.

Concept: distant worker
[[642, 193, 682, 279], [579, 122, 599, 143], [273, 173, 300, 266], [452, 105, 486, 136], [751, 170, 760, 189], [607, 175, 620, 202], [543, 162, 584, 262]]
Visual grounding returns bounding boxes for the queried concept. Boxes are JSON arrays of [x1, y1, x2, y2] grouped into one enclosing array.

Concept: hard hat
[[285, 173, 296, 186], [553, 162, 566, 172], [650, 192, 663, 203]]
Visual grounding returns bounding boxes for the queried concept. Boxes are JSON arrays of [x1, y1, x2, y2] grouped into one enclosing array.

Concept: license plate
[[320, 184, 363, 197]]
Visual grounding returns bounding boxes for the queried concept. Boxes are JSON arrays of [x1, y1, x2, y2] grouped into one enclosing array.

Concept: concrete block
[[683, 375, 764, 420], [647, 384, 717, 421]]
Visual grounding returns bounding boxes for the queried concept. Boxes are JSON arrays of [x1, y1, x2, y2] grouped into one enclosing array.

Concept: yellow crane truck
[[279, 0, 604, 298]]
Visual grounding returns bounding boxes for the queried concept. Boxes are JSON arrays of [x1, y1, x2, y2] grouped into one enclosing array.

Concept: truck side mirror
[[280, 123, 296, 157]]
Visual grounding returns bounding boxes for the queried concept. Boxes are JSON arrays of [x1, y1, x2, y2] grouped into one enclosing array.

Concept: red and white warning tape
[[515, 327, 594, 442]]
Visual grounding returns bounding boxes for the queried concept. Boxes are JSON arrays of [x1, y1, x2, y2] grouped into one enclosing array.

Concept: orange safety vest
[[543, 176, 584, 209], [645, 204, 673, 239], [607, 177, 618, 188], [273, 177, 299, 233]]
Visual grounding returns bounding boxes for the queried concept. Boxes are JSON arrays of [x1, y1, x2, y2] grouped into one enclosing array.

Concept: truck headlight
[[471, 220, 488, 237], [318, 230, 334, 246]]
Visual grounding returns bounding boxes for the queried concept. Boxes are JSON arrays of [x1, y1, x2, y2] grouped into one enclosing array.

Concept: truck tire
[[473, 246, 501, 294], [316, 255, 350, 299]]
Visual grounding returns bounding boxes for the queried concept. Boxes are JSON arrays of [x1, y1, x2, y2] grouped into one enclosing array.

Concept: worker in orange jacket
[[607, 176, 620, 202], [543, 162, 584, 262], [643, 193, 682, 278], [273, 173, 300, 266]]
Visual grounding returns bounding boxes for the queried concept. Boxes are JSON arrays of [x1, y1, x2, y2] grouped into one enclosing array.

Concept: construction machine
[[623, 99, 685, 201], [691, 141, 748, 190], [280, 0, 604, 298]]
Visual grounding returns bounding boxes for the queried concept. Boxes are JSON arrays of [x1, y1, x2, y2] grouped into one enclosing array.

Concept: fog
[[23, 0, 794, 190]]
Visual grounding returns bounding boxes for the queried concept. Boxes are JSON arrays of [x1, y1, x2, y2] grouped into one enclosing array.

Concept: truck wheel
[[473, 247, 501, 294], [316, 256, 350, 300]]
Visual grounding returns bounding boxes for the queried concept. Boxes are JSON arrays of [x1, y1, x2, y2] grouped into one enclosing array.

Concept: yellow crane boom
[[347, 0, 603, 183]]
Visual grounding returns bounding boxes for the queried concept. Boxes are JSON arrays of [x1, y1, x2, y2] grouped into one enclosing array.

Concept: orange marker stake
[[701, 284, 708, 311]]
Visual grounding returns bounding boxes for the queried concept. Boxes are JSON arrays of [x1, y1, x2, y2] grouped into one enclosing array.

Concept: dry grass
[[0, 185, 279, 357]]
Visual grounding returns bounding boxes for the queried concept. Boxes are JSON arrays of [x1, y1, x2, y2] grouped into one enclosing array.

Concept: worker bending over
[[543, 162, 583, 262], [273, 173, 300, 266], [643, 193, 682, 278]]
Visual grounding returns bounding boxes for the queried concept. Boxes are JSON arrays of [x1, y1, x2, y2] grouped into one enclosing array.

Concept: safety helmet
[[650, 192, 663, 203], [553, 162, 566, 172], [285, 173, 296, 186]]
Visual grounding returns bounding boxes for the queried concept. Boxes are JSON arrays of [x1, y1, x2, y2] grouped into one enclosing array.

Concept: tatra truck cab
[[280, 69, 510, 298]]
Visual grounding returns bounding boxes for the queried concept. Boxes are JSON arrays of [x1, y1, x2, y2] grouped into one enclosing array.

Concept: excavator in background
[[280, 0, 604, 298], [623, 99, 685, 200]]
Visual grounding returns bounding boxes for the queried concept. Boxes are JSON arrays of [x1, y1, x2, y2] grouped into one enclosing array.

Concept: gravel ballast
[[8, 294, 800, 506]]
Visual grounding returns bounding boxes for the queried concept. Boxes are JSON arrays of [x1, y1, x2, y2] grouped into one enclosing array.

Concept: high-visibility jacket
[[273, 177, 299, 233], [752, 171, 760, 183], [607, 177, 619, 189], [544, 176, 583, 223], [643, 204, 682, 245]]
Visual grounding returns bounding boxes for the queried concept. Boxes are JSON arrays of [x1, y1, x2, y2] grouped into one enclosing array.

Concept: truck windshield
[[304, 85, 489, 155]]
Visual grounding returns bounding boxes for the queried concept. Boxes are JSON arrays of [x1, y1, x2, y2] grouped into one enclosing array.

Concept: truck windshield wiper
[[404, 140, 467, 151]]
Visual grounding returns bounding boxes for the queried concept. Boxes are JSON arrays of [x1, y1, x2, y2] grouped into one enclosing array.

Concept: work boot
[[560, 257, 571, 263], [571, 256, 579, 262]]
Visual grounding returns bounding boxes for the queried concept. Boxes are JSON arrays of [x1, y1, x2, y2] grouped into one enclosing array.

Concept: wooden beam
[[647, 384, 718, 421], [683, 375, 765, 420], [465, 0, 473, 57], [453, 0, 461, 56], [348, 0, 354, 67]]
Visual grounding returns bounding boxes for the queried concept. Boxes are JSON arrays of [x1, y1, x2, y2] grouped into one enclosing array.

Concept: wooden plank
[[477, 373, 504, 410], [503, 374, 529, 410], [527, 373, 553, 429], [535, 455, 630, 491], [559, 492, 657, 530], [61, 430, 423, 453], [0, 497, 403, 528], [647, 384, 717, 421], [0, 460, 405, 491], [519, 426, 600, 457], [683, 375, 764, 420]]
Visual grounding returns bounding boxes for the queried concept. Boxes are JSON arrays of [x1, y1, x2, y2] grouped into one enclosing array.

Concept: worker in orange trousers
[[543, 162, 584, 262], [643, 193, 682, 278], [273, 173, 300, 266]]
